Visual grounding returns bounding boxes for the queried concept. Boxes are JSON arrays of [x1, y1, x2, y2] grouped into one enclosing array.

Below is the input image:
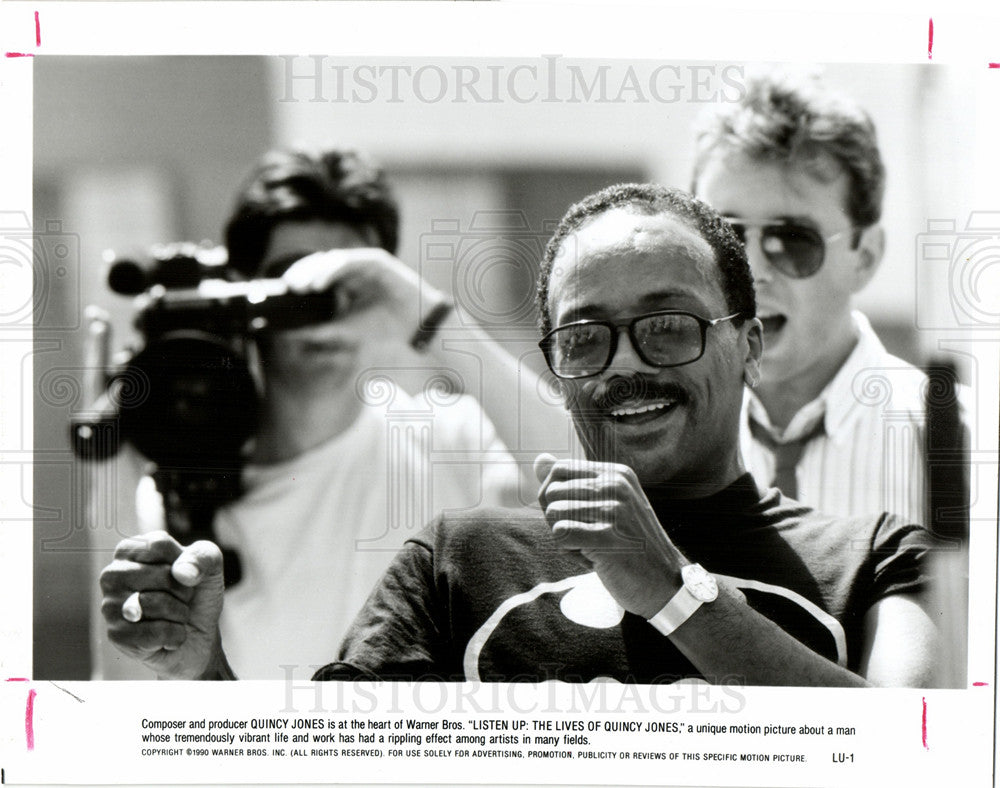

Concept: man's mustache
[[575, 375, 691, 414]]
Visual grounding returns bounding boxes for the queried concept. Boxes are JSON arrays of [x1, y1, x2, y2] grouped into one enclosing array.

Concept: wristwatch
[[647, 563, 718, 637]]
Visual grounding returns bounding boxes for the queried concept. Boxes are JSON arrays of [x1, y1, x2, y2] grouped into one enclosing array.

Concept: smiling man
[[692, 71, 936, 522], [109, 184, 941, 687]]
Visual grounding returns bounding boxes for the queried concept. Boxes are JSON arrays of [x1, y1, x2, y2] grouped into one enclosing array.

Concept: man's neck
[[642, 469, 760, 523], [756, 320, 859, 431], [638, 449, 750, 501], [251, 380, 363, 465], [641, 476, 747, 500]]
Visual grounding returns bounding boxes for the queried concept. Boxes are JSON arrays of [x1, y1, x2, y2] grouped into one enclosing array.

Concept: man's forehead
[[572, 207, 704, 250], [697, 149, 851, 218], [550, 207, 724, 315], [558, 208, 717, 281]]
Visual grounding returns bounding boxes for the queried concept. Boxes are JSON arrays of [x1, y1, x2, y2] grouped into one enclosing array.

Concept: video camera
[[71, 243, 337, 584]]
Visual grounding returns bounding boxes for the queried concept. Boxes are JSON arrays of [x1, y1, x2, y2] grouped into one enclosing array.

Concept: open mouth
[[608, 398, 679, 424]]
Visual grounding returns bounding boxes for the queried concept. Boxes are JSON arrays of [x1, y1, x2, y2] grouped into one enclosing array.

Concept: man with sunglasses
[[692, 71, 933, 523], [124, 183, 938, 686]]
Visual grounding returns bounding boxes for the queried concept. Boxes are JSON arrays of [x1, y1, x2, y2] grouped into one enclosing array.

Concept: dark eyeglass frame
[[539, 310, 742, 380], [722, 217, 856, 279]]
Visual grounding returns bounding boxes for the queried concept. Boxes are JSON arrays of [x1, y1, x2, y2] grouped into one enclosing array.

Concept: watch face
[[682, 563, 719, 602]]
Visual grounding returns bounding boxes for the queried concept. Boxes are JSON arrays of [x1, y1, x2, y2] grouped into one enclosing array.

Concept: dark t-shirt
[[315, 474, 932, 684]]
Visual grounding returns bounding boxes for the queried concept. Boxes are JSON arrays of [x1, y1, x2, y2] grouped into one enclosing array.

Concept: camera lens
[[117, 332, 257, 467]]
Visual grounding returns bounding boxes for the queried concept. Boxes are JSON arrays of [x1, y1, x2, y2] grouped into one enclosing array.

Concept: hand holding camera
[[72, 244, 443, 465], [281, 246, 451, 349]]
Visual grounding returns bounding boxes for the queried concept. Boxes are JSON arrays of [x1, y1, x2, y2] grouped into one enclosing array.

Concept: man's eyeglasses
[[539, 310, 742, 380], [723, 218, 856, 279]]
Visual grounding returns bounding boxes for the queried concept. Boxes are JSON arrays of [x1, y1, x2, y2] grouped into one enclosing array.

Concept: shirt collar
[[821, 311, 888, 438], [643, 472, 763, 532]]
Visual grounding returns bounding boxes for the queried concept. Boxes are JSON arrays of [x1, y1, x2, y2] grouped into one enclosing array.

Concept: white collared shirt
[[741, 311, 953, 524]]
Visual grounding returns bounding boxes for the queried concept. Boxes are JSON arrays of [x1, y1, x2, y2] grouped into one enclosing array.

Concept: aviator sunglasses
[[723, 217, 857, 279]]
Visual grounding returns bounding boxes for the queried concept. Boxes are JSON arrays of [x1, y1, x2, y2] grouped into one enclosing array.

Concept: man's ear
[[852, 224, 885, 293], [742, 317, 763, 389]]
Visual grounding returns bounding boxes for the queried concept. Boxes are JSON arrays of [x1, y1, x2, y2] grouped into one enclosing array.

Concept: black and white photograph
[[0, 3, 998, 786]]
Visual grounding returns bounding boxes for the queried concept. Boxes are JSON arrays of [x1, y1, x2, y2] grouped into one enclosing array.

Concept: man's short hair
[[224, 148, 400, 278], [536, 183, 755, 336], [691, 70, 885, 229]]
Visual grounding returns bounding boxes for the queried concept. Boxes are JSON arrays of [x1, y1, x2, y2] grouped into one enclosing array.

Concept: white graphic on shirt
[[716, 573, 848, 667], [559, 571, 625, 628], [463, 571, 848, 681], [463, 572, 593, 680]]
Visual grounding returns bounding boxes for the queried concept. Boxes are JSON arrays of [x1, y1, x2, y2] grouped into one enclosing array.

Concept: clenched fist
[[100, 531, 228, 679], [534, 453, 687, 619]]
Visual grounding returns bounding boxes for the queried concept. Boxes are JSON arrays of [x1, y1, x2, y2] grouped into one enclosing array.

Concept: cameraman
[[96, 148, 576, 679]]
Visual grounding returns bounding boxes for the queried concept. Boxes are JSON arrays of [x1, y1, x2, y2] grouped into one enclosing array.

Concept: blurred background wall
[[32, 56, 984, 678]]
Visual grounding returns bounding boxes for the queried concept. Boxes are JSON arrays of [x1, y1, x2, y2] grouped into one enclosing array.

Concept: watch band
[[647, 587, 705, 637], [409, 299, 454, 352], [647, 563, 717, 637]]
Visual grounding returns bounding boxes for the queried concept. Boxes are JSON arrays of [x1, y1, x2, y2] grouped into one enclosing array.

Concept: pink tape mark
[[6, 677, 29, 681], [3, 11, 41, 58], [973, 681, 989, 686], [928, 18, 934, 60], [990, 63, 1000, 69], [26, 689, 37, 750], [921, 696, 928, 750]]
